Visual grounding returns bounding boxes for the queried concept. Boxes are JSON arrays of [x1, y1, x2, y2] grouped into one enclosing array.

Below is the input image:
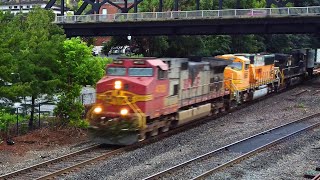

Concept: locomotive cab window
[[128, 68, 153, 77], [158, 68, 168, 80], [107, 67, 126, 76], [228, 62, 243, 71]]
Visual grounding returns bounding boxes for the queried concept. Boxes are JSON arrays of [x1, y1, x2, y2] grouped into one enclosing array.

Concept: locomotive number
[[155, 85, 167, 93]]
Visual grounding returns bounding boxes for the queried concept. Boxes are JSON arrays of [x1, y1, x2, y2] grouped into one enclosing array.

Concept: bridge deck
[[55, 6, 320, 37], [55, 6, 320, 24]]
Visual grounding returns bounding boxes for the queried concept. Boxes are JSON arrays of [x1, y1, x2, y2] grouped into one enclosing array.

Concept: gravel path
[[62, 78, 320, 180]]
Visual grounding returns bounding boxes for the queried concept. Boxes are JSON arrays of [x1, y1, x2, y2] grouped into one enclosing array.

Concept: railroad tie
[[291, 89, 308, 96]]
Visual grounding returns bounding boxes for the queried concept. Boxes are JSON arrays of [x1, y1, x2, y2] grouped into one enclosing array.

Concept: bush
[[69, 119, 89, 129], [0, 109, 26, 128]]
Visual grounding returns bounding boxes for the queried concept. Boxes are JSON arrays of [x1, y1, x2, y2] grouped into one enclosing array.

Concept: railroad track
[[143, 112, 320, 180], [0, 144, 124, 180], [2, 80, 318, 179], [0, 110, 239, 180]]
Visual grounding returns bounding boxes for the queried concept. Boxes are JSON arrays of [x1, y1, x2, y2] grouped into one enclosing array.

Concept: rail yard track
[[143, 112, 320, 180], [0, 144, 124, 180], [0, 113, 238, 179], [1, 79, 319, 179], [0, 97, 264, 179]]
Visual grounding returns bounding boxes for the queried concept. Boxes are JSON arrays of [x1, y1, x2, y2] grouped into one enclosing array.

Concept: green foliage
[[55, 37, 110, 124], [133, 36, 169, 57], [266, 34, 314, 53], [0, 8, 65, 129], [201, 35, 232, 56], [76, 1, 92, 14], [0, 109, 24, 131], [102, 36, 130, 55], [231, 35, 265, 53], [54, 89, 84, 123], [81, 37, 96, 46], [69, 119, 90, 128], [294, 103, 305, 108]]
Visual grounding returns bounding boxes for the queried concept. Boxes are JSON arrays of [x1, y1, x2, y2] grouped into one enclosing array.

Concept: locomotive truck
[[87, 50, 315, 145]]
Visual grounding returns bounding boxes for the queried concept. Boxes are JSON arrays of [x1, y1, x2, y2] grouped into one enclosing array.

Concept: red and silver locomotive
[[87, 57, 232, 145]]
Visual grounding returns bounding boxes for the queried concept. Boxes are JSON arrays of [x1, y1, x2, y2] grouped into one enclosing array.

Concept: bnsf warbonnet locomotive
[[87, 49, 316, 145]]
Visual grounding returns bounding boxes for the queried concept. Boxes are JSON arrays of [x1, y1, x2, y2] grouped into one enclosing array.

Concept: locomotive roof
[[202, 57, 233, 67], [117, 57, 157, 60], [146, 59, 168, 70]]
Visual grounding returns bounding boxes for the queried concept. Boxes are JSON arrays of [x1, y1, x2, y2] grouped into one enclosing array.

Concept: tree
[[198, 35, 232, 56], [231, 35, 265, 53], [1, 8, 66, 129], [0, 11, 15, 98], [55, 37, 110, 124]]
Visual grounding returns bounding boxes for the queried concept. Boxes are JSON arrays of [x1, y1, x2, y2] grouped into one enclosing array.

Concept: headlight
[[120, 108, 128, 116], [93, 107, 102, 113], [115, 81, 122, 89]]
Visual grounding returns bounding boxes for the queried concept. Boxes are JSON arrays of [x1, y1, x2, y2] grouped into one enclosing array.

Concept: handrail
[[55, 6, 320, 24]]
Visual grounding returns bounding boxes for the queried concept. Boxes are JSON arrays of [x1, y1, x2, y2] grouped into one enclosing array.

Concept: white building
[[0, 0, 67, 15]]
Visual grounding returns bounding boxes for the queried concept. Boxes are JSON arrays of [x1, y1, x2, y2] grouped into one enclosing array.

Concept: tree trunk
[[28, 95, 35, 130]]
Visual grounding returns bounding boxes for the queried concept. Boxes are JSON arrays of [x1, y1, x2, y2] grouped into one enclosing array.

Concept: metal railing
[[55, 6, 320, 23]]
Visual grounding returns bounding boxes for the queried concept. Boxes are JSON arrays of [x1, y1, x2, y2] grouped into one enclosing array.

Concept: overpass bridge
[[55, 6, 320, 37]]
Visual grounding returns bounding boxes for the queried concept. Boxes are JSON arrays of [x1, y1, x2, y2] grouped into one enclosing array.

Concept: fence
[[0, 102, 56, 140], [55, 6, 320, 23]]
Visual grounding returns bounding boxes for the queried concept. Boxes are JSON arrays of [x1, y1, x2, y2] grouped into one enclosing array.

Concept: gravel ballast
[[61, 78, 320, 180], [0, 140, 95, 175], [209, 128, 320, 180]]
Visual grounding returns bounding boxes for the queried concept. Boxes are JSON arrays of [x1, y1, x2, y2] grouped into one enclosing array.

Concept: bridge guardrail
[[55, 6, 320, 23]]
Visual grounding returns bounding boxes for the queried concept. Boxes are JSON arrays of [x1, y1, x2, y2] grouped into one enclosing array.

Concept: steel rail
[[35, 147, 127, 180], [312, 173, 320, 180], [0, 109, 235, 180], [2, 80, 317, 179], [0, 143, 101, 179], [143, 112, 320, 180], [192, 119, 320, 179]]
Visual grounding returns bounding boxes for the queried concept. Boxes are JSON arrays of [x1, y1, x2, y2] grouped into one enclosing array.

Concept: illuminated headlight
[[120, 108, 128, 116], [115, 81, 122, 89], [93, 107, 102, 113]]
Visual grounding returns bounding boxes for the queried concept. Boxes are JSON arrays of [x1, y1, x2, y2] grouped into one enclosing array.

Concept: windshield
[[128, 68, 153, 77], [107, 67, 126, 76], [228, 62, 243, 71]]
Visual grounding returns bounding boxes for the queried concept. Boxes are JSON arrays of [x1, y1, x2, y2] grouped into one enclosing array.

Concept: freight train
[[87, 49, 317, 145]]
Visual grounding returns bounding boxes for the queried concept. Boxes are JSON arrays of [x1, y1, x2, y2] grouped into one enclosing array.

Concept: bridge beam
[[44, 0, 56, 10], [196, 0, 200, 10], [134, 0, 138, 13], [159, 0, 163, 12], [236, 0, 240, 9], [74, 0, 143, 15], [174, 0, 179, 11], [59, 16, 320, 37], [61, 0, 64, 15]]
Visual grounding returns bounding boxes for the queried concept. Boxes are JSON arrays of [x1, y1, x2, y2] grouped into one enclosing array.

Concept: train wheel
[[151, 128, 159, 136], [230, 100, 238, 110], [138, 132, 146, 142], [160, 122, 170, 133]]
